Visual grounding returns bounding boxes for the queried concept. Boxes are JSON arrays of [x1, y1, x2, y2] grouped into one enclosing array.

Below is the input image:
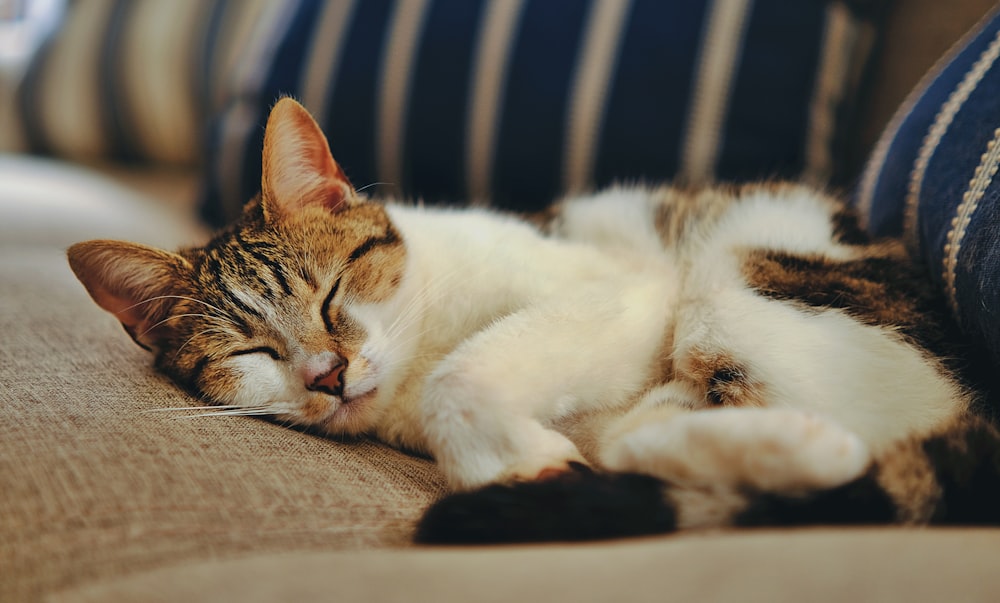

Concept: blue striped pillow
[[201, 0, 885, 225], [12, 0, 280, 165], [856, 6, 1000, 366]]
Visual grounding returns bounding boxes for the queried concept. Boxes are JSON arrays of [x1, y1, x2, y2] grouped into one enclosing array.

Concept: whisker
[[139, 313, 235, 339], [382, 267, 464, 342], [123, 295, 235, 322], [142, 405, 243, 413], [356, 181, 395, 194], [382, 327, 444, 362], [169, 407, 275, 419], [171, 412, 273, 420], [173, 327, 232, 360], [124, 295, 243, 340]]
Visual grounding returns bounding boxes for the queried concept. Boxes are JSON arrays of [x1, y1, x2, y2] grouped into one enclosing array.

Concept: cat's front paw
[[602, 407, 872, 492], [426, 394, 589, 491], [503, 455, 591, 484], [491, 424, 589, 485]]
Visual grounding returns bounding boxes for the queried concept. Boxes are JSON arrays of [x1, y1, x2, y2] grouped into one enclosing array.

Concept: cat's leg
[[421, 370, 585, 490], [421, 282, 672, 491], [601, 397, 872, 495]]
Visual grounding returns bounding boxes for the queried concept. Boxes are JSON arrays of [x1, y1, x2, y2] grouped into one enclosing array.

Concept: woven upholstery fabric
[[12, 0, 279, 165], [855, 5, 1000, 365], [200, 0, 886, 225], [47, 529, 1000, 603], [0, 247, 446, 602]]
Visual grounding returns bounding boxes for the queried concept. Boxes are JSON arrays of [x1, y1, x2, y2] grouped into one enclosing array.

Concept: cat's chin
[[320, 388, 379, 434]]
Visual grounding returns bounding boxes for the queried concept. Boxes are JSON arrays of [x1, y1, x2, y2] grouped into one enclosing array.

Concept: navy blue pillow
[[855, 6, 1000, 365], [202, 0, 885, 225]]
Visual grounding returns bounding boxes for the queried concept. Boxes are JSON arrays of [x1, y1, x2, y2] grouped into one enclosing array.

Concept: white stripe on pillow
[[18, 0, 287, 166], [378, 0, 432, 191], [943, 126, 1000, 316], [215, 2, 302, 215], [37, 0, 114, 159], [679, 0, 752, 185], [209, 0, 281, 113], [120, 0, 205, 165], [466, 0, 526, 203], [803, 2, 855, 186], [854, 10, 988, 228], [903, 28, 1000, 251], [302, 0, 358, 119], [562, 0, 631, 195]]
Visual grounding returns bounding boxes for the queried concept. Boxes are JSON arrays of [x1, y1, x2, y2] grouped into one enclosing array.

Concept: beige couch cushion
[[0, 155, 205, 248], [51, 529, 1000, 603]]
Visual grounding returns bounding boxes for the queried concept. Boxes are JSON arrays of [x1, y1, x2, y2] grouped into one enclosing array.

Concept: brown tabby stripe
[[652, 185, 732, 246], [744, 252, 910, 322], [347, 229, 401, 262], [830, 207, 871, 246], [321, 278, 342, 334], [298, 264, 318, 289], [921, 415, 1000, 523], [224, 243, 284, 300], [869, 435, 941, 523], [204, 254, 263, 319], [742, 250, 959, 361], [235, 230, 293, 296]]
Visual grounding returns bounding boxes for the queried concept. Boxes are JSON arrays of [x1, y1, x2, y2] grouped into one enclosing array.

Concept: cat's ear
[[67, 240, 192, 351], [260, 96, 355, 219]]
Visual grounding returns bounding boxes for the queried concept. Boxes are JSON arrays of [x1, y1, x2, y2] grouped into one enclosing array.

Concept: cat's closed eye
[[230, 347, 282, 361], [322, 277, 342, 331]]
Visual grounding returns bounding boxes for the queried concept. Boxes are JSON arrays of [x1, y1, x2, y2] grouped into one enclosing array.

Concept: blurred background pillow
[[856, 5, 1000, 367], [191, 0, 886, 225]]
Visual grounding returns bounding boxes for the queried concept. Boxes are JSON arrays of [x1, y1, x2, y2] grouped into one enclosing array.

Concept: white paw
[[602, 408, 871, 491], [434, 414, 587, 491], [499, 425, 588, 484]]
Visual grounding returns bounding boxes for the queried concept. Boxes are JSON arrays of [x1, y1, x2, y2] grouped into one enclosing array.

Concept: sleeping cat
[[68, 98, 1000, 543]]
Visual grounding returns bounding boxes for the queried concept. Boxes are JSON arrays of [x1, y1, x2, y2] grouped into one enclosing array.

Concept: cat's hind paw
[[602, 407, 872, 492]]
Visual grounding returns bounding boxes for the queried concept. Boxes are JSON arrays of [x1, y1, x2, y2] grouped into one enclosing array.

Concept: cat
[[68, 98, 1000, 543]]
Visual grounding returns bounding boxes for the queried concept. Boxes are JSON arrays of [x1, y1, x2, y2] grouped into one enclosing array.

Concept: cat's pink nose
[[305, 357, 346, 397]]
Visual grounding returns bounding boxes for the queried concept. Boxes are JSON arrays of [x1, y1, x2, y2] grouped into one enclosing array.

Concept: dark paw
[[414, 470, 674, 545]]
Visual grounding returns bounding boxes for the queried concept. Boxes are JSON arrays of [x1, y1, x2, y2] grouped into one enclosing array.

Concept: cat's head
[[68, 98, 410, 435]]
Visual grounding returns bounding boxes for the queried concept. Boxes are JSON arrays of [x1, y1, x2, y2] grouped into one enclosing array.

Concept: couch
[[3, 1, 1000, 601]]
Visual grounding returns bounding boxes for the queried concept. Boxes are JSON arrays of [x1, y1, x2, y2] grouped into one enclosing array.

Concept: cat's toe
[[497, 424, 590, 484], [535, 466, 570, 481], [533, 460, 593, 481], [506, 455, 591, 484], [731, 409, 874, 490]]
